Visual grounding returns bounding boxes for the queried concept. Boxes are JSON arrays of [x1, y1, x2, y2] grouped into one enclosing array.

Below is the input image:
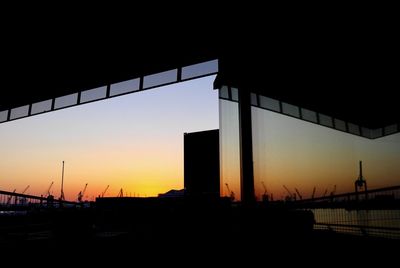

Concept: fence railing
[[290, 185, 400, 239], [0, 189, 77, 211]]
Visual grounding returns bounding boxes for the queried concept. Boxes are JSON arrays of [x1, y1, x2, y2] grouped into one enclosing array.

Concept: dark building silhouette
[[184, 129, 219, 199], [158, 189, 185, 198]]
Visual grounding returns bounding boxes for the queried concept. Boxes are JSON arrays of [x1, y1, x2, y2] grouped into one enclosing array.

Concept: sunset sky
[[220, 100, 400, 201], [1, 75, 399, 203], [0, 76, 218, 201]]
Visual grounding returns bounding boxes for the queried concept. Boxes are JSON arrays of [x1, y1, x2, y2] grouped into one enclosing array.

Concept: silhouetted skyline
[[0, 76, 218, 200], [220, 100, 400, 201], [1, 74, 399, 202]]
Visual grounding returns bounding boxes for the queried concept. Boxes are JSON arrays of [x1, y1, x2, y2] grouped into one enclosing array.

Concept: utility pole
[[60, 160, 65, 201]]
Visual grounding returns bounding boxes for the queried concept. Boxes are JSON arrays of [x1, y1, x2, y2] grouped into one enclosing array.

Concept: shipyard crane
[[225, 183, 235, 201], [117, 188, 124, 198], [18, 185, 30, 204], [355, 161, 367, 192], [21, 185, 30, 194], [283, 185, 295, 200], [77, 183, 88, 202], [59, 161, 65, 201], [101, 185, 109, 197], [294, 188, 303, 200], [261, 181, 269, 202], [311, 187, 316, 199], [355, 161, 368, 201], [44, 182, 54, 197]]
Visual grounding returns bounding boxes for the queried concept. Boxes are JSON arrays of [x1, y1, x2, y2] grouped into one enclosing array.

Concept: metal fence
[[294, 186, 400, 239], [0, 189, 77, 212]]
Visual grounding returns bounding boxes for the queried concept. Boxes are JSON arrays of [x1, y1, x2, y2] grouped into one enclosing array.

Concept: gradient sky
[[220, 100, 400, 201], [0, 76, 218, 201], [2, 79, 399, 203]]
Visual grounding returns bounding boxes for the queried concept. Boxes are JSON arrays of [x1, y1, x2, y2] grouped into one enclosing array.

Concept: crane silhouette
[[59, 161, 65, 201], [294, 188, 303, 200], [44, 181, 54, 198], [261, 181, 269, 202], [101, 185, 109, 198], [311, 186, 316, 200], [77, 183, 88, 202], [117, 188, 124, 198], [355, 161, 368, 200], [283, 185, 295, 201], [225, 183, 235, 201], [21, 185, 30, 194], [18, 185, 30, 204]]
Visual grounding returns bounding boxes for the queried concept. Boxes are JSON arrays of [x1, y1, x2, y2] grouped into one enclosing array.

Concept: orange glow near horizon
[[252, 108, 400, 200], [2, 81, 399, 202], [220, 100, 400, 201], [0, 76, 218, 201]]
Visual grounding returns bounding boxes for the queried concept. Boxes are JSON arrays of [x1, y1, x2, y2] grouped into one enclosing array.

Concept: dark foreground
[[1, 198, 398, 264]]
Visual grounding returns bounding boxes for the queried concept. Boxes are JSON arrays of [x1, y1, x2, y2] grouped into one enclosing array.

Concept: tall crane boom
[[117, 188, 124, 198], [355, 161, 367, 190], [101, 185, 109, 197], [45, 182, 54, 197], [283, 185, 295, 201], [261, 181, 269, 202], [59, 161, 65, 201], [355, 160, 368, 200], [18, 185, 30, 204], [78, 183, 88, 202], [283, 185, 293, 196], [21, 185, 30, 194], [294, 188, 303, 200], [261, 181, 267, 194], [225, 183, 235, 201]]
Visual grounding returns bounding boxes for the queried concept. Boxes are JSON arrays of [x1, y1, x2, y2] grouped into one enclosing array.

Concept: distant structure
[[311, 187, 316, 200], [117, 188, 124, 198], [283, 185, 295, 201], [18, 185, 30, 204], [158, 189, 185, 198], [184, 129, 220, 199], [225, 183, 235, 201], [45, 181, 54, 198], [261, 181, 269, 202], [355, 161, 368, 200], [59, 161, 65, 201], [77, 183, 88, 202], [101, 185, 109, 198]]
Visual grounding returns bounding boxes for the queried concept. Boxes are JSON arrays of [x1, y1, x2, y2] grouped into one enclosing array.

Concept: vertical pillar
[[238, 88, 255, 204]]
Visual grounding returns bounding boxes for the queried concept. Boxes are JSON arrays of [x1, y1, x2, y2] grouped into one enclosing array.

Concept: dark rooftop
[[1, 12, 398, 129]]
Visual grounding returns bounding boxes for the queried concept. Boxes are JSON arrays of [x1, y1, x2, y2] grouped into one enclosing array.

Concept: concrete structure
[[184, 130, 219, 199]]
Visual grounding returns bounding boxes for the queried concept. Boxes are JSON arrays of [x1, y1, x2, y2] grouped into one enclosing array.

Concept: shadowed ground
[[1, 198, 398, 264]]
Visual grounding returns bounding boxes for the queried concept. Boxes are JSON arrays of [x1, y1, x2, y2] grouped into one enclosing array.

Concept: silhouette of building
[[1, 20, 398, 203], [158, 189, 185, 198], [184, 129, 219, 199]]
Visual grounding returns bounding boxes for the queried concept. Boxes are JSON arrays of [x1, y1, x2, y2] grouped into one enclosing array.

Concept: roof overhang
[[1, 20, 398, 134]]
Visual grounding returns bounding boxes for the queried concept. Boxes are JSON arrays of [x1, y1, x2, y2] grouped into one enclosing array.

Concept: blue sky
[[0, 75, 218, 200]]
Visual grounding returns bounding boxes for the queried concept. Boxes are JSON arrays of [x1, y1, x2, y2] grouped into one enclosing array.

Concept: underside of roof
[[1, 15, 399, 130]]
